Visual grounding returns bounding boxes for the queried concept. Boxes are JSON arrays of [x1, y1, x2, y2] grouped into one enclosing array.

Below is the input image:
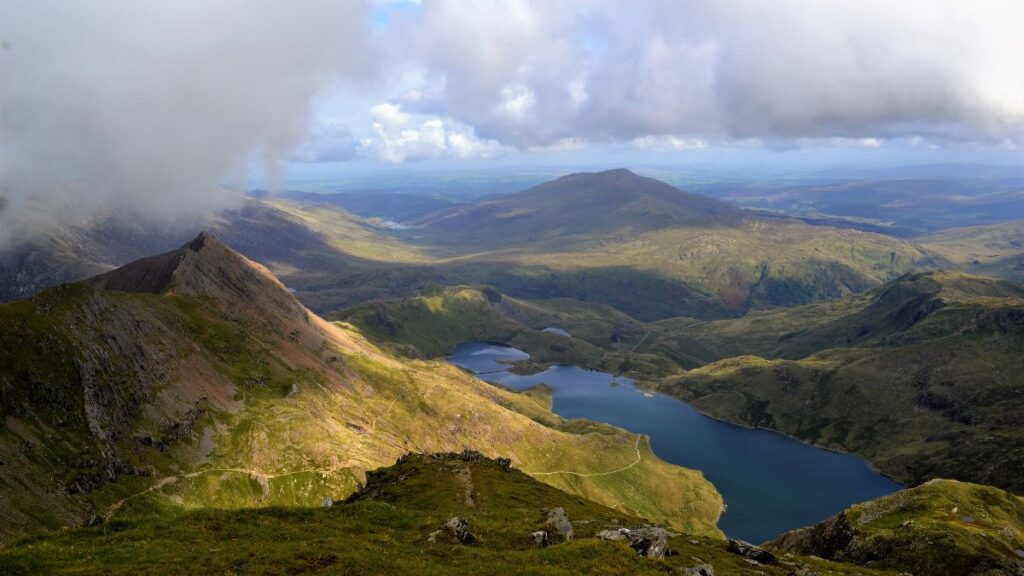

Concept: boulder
[[684, 564, 715, 576], [597, 525, 673, 560], [597, 528, 629, 541], [626, 526, 671, 560], [543, 507, 574, 541], [427, 516, 476, 545], [727, 538, 777, 565], [530, 530, 549, 547]]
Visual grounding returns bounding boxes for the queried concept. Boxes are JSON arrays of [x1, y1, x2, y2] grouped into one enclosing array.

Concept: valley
[[447, 342, 900, 544], [1, 169, 1022, 575], [4, 4, 1022, 573]]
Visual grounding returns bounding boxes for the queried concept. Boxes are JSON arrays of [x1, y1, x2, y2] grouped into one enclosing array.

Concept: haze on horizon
[[1, 0, 1022, 246]]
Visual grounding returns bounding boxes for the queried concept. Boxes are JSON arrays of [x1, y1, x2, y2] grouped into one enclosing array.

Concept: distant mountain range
[[7, 169, 1022, 322]]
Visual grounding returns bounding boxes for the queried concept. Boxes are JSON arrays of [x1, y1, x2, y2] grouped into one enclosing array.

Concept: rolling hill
[[654, 271, 1024, 491], [418, 168, 740, 244], [3, 171, 950, 322], [0, 233, 723, 545], [409, 169, 944, 319], [921, 220, 1024, 283], [772, 479, 1024, 576]]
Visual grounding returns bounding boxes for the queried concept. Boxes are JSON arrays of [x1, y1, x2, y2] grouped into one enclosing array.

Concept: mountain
[[699, 178, 1024, 235], [655, 271, 1024, 491], [407, 169, 943, 320], [0, 199, 447, 314], [418, 168, 740, 244], [0, 171, 954, 323], [1, 452, 893, 576], [772, 479, 1024, 576], [921, 220, 1024, 283], [283, 189, 458, 222], [0, 233, 722, 545]]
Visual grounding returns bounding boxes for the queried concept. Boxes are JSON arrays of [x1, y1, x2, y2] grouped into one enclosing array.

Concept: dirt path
[[522, 435, 643, 478], [104, 463, 354, 520]]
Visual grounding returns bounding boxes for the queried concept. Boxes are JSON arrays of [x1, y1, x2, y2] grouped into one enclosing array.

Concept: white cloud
[[631, 136, 709, 151], [390, 0, 1024, 148], [365, 103, 506, 163], [291, 123, 360, 163], [0, 0, 374, 247]]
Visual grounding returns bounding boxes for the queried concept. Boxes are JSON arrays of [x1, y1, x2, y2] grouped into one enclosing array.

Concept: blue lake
[[448, 342, 900, 543]]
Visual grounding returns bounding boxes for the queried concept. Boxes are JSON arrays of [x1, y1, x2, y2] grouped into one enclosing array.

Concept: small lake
[[448, 342, 900, 543]]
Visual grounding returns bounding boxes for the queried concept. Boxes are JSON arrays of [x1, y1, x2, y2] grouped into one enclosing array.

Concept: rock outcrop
[[428, 517, 476, 545], [598, 525, 674, 559]]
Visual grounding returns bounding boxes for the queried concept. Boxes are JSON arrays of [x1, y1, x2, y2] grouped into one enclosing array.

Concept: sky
[[1, 0, 1023, 243]]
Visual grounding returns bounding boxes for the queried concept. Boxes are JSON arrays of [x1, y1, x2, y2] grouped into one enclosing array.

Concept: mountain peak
[[419, 169, 739, 242], [85, 232, 304, 317], [558, 168, 637, 180]]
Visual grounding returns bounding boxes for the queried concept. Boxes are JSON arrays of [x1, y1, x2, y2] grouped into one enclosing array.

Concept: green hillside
[[408, 169, 942, 320], [921, 220, 1024, 283], [654, 271, 1024, 491], [771, 479, 1024, 576], [0, 234, 722, 545], [417, 169, 740, 245], [0, 452, 896, 576]]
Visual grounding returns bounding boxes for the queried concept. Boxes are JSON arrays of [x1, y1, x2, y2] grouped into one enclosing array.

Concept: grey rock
[[684, 563, 714, 576], [597, 525, 673, 560], [428, 516, 476, 544], [496, 457, 512, 472], [727, 538, 777, 565], [531, 530, 549, 547], [543, 507, 574, 541], [597, 528, 630, 541], [627, 526, 671, 560], [786, 569, 822, 576], [321, 498, 333, 508]]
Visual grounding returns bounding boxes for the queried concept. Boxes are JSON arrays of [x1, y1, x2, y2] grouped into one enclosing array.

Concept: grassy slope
[[442, 217, 935, 320], [771, 479, 1024, 576], [0, 240, 723, 545], [0, 453, 894, 576], [920, 220, 1024, 283], [654, 271, 1024, 491]]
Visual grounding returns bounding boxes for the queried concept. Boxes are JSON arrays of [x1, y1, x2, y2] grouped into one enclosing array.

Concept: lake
[[448, 342, 900, 543]]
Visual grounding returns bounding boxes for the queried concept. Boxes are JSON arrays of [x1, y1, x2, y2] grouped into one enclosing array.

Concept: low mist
[[0, 0, 372, 249]]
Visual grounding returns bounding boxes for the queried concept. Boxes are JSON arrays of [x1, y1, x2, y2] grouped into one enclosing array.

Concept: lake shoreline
[[448, 341, 901, 544]]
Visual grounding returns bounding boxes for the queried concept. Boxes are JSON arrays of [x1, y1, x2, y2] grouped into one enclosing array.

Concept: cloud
[[392, 0, 1024, 148], [0, 0, 373, 248], [365, 103, 506, 163], [291, 124, 361, 163]]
